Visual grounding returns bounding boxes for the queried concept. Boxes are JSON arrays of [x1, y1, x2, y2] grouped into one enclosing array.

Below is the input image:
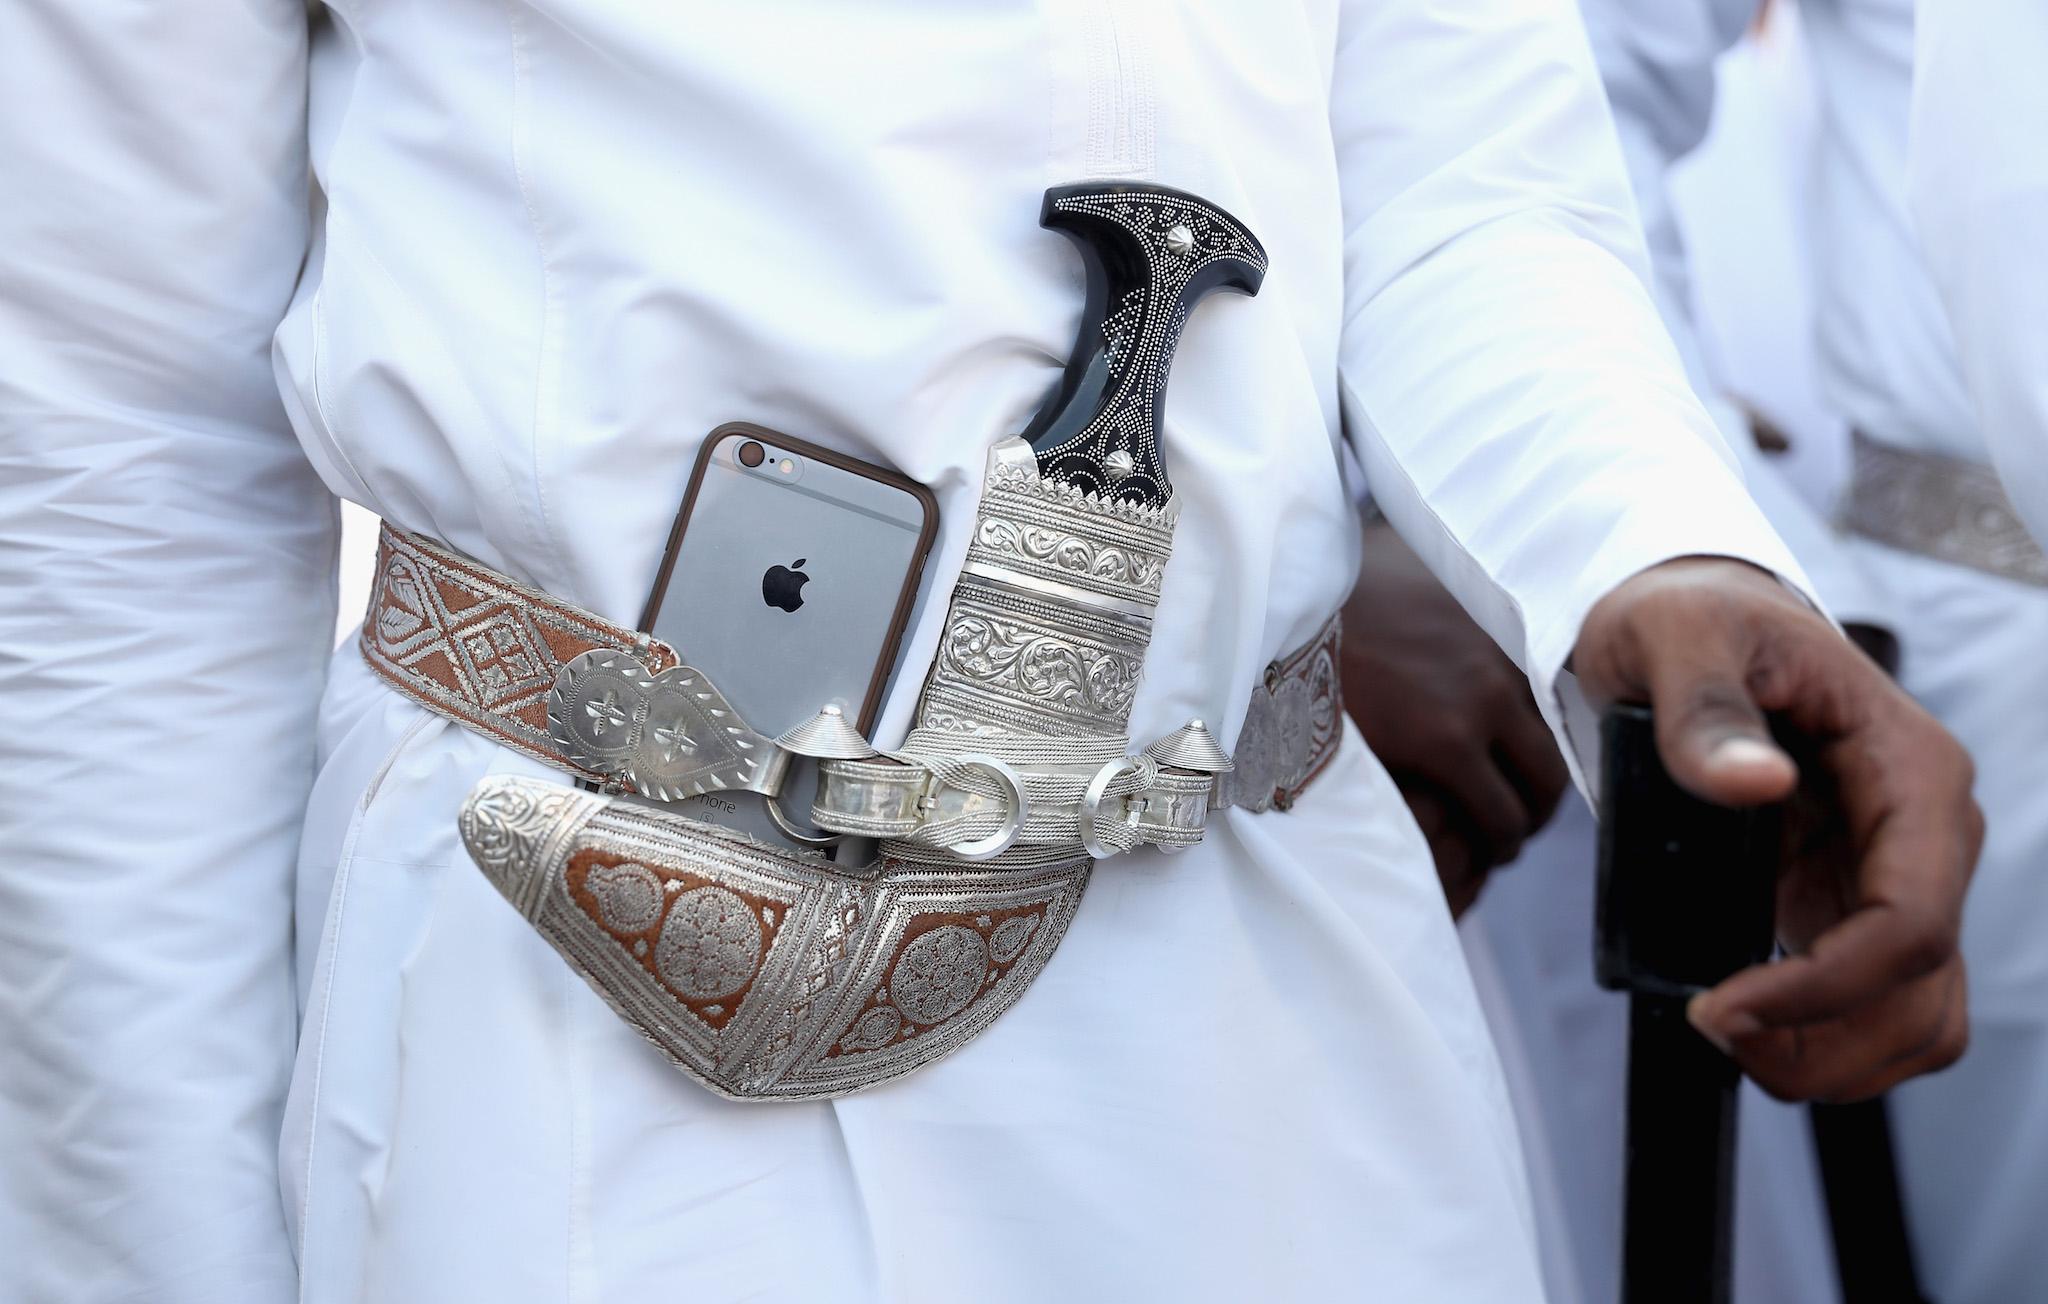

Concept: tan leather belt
[[1843, 430, 2048, 588], [361, 523, 1344, 824]]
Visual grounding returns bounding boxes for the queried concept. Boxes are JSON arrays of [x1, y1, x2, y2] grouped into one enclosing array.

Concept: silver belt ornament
[[1842, 429, 2048, 588], [460, 181, 1270, 1099]]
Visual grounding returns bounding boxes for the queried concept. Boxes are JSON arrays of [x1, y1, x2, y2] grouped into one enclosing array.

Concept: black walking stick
[[1810, 1098, 1935, 1303], [1803, 625, 1936, 1304], [1596, 704, 1781, 1304]]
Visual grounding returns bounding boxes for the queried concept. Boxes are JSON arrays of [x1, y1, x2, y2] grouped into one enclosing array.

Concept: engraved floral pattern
[[889, 926, 990, 1026], [941, 614, 1140, 716], [655, 886, 764, 1001], [974, 516, 1166, 592], [585, 860, 664, 934], [458, 780, 591, 910], [838, 1006, 903, 1053], [1216, 617, 1343, 813], [989, 914, 1040, 965]]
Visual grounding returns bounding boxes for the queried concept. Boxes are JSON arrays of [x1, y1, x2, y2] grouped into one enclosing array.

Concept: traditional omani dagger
[[460, 181, 1270, 1100], [896, 181, 1267, 839]]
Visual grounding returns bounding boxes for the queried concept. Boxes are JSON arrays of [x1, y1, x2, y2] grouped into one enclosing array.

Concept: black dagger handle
[[1021, 182, 1268, 507]]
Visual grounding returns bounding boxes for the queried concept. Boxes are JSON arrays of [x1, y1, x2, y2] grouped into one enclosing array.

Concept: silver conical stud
[[1164, 224, 1196, 256], [775, 704, 879, 760], [1143, 717, 1235, 774]]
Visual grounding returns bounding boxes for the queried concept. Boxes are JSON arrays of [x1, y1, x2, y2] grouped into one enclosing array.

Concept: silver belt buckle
[[546, 650, 788, 802], [1077, 758, 1145, 860], [916, 754, 1029, 862]]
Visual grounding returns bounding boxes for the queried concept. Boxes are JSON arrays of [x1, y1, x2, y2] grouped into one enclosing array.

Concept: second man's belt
[[362, 522, 1344, 861], [1842, 429, 2048, 587]]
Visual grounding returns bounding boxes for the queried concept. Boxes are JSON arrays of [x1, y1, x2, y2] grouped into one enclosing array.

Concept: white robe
[[1468, 10, 1852, 1302], [0, 3, 1809, 1300], [1909, 0, 2048, 548], [1478, 1, 2048, 1299], [1905, 22, 2048, 1292]]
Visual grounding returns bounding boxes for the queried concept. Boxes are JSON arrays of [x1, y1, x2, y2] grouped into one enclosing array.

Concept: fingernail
[[1686, 994, 1761, 1053], [1710, 737, 1786, 772], [1685, 995, 1730, 1052]]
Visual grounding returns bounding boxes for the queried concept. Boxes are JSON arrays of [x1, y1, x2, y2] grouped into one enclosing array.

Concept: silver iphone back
[[639, 425, 936, 849]]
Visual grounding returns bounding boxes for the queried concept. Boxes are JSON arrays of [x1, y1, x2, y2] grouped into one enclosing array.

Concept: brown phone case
[[637, 421, 940, 736]]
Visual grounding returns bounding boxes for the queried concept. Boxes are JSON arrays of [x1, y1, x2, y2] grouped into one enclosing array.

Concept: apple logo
[[762, 558, 809, 613]]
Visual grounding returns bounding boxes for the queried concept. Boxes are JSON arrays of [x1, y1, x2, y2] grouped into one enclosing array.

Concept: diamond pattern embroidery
[[454, 612, 549, 705], [359, 527, 680, 775]]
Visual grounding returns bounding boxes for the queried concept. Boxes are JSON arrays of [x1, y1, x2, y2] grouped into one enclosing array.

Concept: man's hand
[[1342, 518, 1570, 914], [1574, 557, 1982, 1102]]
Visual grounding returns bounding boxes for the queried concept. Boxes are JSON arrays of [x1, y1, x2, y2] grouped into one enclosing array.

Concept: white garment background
[[0, 3, 1819, 1301], [338, 504, 377, 644], [1909, 0, 2048, 546], [1853, 538, 2048, 1303], [1665, 12, 1848, 517]]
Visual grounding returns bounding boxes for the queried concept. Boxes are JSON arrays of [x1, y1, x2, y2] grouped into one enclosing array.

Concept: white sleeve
[[1330, 0, 1814, 787], [0, 4, 328, 1299], [1575, 0, 1756, 339], [1716, 399, 1890, 630], [1910, 0, 2048, 548], [1579, 0, 1889, 628]]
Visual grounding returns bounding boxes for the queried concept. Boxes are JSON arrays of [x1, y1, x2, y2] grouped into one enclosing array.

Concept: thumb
[[1649, 647, 1798, 807]]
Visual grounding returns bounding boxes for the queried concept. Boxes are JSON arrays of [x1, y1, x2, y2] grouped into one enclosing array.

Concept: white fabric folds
[[0, 1, 1818, 1299]]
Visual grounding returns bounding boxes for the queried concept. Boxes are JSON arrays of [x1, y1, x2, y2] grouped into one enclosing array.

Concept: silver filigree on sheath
[[459, 772, 1088, 1099]]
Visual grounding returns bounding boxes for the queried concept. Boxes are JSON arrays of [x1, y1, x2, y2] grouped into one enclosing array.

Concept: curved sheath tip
[[458, 774, 602, 918]]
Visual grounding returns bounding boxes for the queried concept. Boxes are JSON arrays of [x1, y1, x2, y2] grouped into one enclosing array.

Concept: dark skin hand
[[1341, 517, 1571, 915], [1575, 556, 1981, 1102]]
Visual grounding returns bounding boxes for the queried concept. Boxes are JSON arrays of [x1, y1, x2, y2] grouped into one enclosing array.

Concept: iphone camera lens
[[737, 440, 766, 468]]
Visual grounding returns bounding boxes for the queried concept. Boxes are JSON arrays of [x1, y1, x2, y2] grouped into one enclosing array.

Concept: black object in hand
[[1596, 702, 1783, 1304], [1596, 702, 1781, 998]]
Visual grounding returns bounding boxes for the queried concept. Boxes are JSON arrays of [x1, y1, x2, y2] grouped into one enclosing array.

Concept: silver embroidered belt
[[361, 520, 1342, 860], [1842, 430, 2048, 588]]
